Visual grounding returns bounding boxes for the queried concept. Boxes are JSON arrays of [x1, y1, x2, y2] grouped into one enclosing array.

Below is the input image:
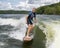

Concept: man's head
[[32, 8, 36, 13]]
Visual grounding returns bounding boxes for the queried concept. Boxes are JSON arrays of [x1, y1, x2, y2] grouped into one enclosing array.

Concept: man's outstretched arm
[[34, 14, 37, 23], [34, 17, 37, 23]]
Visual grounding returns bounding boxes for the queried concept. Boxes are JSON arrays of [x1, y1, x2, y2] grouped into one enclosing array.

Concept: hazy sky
[[0, 0, 60, 10]]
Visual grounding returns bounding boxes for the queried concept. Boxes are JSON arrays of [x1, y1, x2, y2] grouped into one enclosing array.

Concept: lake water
[[0, 14, 60, 48]]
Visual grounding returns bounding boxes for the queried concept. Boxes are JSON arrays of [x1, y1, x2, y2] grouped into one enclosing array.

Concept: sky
[[0, 0, 60, 11]]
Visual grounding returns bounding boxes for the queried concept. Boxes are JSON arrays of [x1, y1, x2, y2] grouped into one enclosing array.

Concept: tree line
[[36, 2, 60, 15], [0, 10, 29, 14]]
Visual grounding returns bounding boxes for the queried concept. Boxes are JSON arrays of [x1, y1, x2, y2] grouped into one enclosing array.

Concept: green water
[[23, 26, 46, 48]]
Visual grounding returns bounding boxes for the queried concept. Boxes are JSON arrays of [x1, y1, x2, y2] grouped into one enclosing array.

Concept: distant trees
[[56, 6, 60, 14], [36, 2, 60, 15], [44, 7, 56, 14], [0, 10, 29, 14]]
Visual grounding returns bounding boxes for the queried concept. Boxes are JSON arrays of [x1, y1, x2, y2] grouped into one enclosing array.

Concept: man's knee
[[31, 25, 34, 28], [28, 24, 33, 28], [29, 26, 32, 29], [28, 26, 31, 29]]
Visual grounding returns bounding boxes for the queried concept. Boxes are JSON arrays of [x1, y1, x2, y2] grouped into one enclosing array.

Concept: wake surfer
[[24, 8, 37, 40]]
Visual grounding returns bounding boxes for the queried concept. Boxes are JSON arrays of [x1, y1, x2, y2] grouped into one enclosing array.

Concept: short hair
[[32, 8, 36, 10]]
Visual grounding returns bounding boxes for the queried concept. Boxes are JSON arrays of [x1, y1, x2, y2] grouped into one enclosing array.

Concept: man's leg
[[26, 24, 34, 38]]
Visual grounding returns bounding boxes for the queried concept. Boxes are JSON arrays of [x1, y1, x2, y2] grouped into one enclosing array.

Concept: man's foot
[[26, 36, 31, 38], [24, 36, 31, 41]]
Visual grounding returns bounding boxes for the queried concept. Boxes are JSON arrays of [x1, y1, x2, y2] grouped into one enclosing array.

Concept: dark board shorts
[[27, 19, 33, 25]]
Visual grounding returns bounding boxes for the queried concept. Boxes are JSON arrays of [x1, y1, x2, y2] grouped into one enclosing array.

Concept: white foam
[[48, 24, 60, 48], [8, 17, 34, 41], [0, 18, 20, 27], [42, 21, 60, 48], [8, 17, 26, 41], [0, 42, 8, 46]]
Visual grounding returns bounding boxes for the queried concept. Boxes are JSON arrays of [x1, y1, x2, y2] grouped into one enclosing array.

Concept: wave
[[0, 15, 60, 48], [0, 17, 28, 28], [48, 24, 60, 48], [7, 17, 27, 41], [0, 17, 27, 41], [0, 17, 35, 42], [38, 20, 60, 48], [0, 18, 20, 27]]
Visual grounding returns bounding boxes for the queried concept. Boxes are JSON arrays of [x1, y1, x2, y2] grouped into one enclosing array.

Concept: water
[[0, 14, 60, 48], [37, 15, 60, 48]]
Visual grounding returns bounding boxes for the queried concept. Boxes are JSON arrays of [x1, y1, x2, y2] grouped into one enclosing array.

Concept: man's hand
[[33, 19, 37, 23], [34, 19, 37, 23]]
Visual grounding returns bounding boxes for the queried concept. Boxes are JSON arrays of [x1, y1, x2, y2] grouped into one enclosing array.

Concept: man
[[25, 8, 37, 40]]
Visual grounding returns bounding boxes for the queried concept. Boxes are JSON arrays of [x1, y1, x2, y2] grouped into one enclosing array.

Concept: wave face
[[48, 24, 60, 48], [37, 15, 60, 48], [40, 21, 60, 48]]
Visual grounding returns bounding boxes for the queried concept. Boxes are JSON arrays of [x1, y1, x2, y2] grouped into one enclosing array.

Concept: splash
[[8, 17, 27, 41], [8, 17, 35, 41], [38, 21, 60, 48], [0, 18, 20, 27], [48, 24, 60, 48]]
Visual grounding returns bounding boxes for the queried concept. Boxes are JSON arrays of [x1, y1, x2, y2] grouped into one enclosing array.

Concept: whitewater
[[47, 22, 60, 48], [0, 17, 35, 41], [38, 20, 60, 48]]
